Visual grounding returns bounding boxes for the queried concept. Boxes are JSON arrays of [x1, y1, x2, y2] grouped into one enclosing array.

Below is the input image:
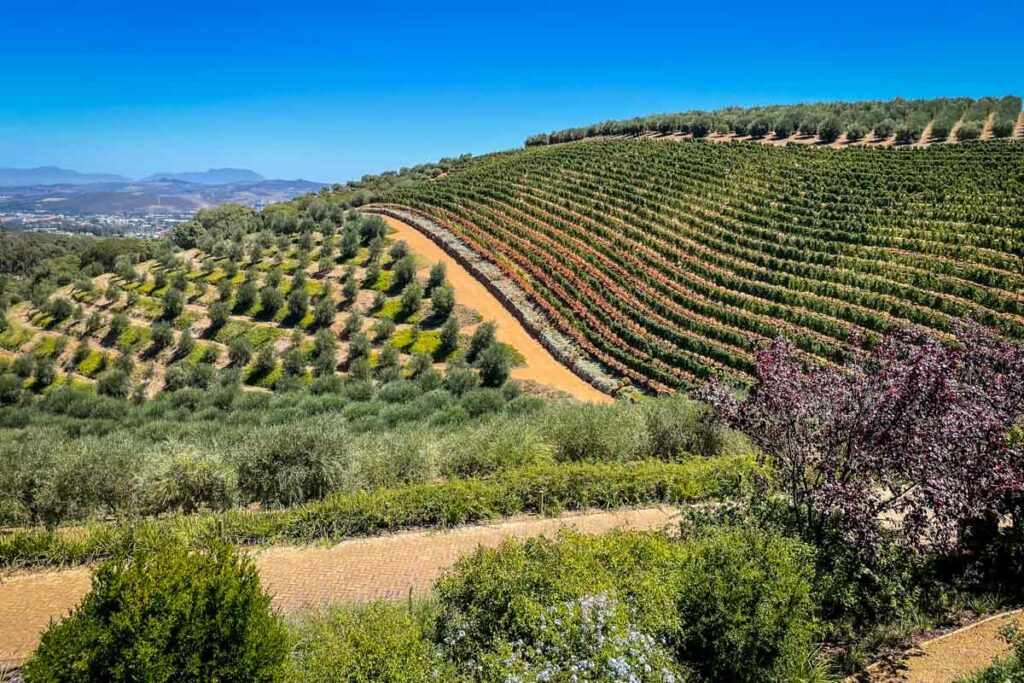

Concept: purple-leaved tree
[[696, 321, 1024, 556]]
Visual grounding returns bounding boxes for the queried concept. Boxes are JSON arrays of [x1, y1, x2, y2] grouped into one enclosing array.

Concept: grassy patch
[[30, 311, 56, 329], [32, 336, 59, 359], [174, 310, 202, 331], [71, 289, 100, 304], [184, 341, 208, 365], [116, 326, 151, 353], [76, 348, 108, 378], [370, 270, 394, 292], [503, 342, 526, 367], [213, 320, 250, 343], [213, 320, 282, 348], [376, 298, 425, 324], [131, 296, 163, 320], [245, 362, 283, 389], [390, 328, 442, 356], [0, 317, 33, 351]]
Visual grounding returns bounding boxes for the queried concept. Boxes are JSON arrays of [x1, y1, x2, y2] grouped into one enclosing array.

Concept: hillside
[[526, 95, 1023, 147], [0, 214, 527, 400], [382, 138, 1024, 394]]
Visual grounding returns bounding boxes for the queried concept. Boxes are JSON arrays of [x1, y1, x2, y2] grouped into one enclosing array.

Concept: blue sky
[[1, 0, 1020, 182]]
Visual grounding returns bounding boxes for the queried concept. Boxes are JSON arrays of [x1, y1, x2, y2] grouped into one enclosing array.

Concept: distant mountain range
[[142, 168, 266, 185], [0, 166, 128, 186], [0, 166, 296, 187], [0, 167, 325, 218]]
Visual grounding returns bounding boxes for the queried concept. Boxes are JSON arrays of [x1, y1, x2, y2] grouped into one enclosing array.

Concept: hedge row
[[0, 455, 761, 570]]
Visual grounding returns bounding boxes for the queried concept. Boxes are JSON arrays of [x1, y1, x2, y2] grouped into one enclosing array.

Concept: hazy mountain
[[142, 168, 265, 185], [0, 166, 128, 187], [0, 178, 326, 216]]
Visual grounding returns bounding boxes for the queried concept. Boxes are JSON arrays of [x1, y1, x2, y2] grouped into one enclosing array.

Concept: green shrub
[[444, 361, 479, 397], [96, 368, 131, 398], [439, 416, 553, 478], [467, 321, 496, 363], [474, 343, 510, 387], [23, 539, 287, 683], [0, 456, 760, 569], [845, 124, 867, 142], [287, 602, 443, 683], [957, 123, 981, 140], [437, 525, 815, 683], [673, 527, 817, 683], [235, 419, 349, 506], [476, 591, 684, 683], [143, 450, 237, 515], [541, 402, 648, 462], [435, 530, 686, 663], [460, 387, 506, 417], [990, 121, 1015, 139]]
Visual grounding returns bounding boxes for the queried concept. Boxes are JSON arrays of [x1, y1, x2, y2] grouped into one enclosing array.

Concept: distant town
[[0, 166, 326, 237]]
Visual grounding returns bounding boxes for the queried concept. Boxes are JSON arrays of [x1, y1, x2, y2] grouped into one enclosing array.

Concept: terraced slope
[[0, 226, 522, 397], [384, 139, 1024, 393]]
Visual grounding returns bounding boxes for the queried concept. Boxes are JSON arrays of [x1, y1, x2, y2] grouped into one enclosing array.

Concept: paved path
[[862, 609, 1024, 682], [0, 507, 675, 668]]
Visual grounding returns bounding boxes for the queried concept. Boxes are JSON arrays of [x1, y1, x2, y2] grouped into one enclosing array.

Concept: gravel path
[[864, 610, 1023, 682], [0, 507, 674, 668]]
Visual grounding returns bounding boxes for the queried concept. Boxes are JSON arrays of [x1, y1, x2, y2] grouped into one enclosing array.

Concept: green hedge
[[0, 455, 761, 570]]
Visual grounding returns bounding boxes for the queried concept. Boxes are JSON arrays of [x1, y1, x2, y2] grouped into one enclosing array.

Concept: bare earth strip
[[0, 507, 673, 667], [380, 214, 613, 403], [862, 609, 1024, 683]]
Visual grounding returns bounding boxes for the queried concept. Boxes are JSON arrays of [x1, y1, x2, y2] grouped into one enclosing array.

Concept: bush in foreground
[[23, 539, 287, 683], [435, 527, 816, 683], [286, 602, 445, 683]]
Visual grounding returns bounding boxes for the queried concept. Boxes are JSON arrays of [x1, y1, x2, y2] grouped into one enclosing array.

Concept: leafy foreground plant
[[697, 321, 1024, 558], [475, 592, 684, 683], [22, 539, 287, 683], [436, 528, 817, 683], [284, 528, 818, 682]]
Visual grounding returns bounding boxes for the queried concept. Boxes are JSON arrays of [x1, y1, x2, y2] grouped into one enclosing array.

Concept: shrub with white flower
[[476, 592, 684, 683]]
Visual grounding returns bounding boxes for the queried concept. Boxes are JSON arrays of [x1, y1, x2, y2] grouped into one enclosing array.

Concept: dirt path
[[980, 112, 996, 140], [916, 121, 934, 147], [1014, 112, 1024, 139], [863, 610, 1023, 682], [381, 215, 612, 403], [0, 507, 671, 667]]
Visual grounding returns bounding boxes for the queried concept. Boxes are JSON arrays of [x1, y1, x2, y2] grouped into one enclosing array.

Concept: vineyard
[[383, 138, 1024, 394], [526, 95, 1023, 147]]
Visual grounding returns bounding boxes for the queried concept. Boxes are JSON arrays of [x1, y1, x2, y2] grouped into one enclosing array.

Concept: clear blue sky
[[1, 0, 1020, 182]]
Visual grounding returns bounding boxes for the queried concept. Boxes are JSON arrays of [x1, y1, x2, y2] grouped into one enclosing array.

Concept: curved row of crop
[[386, 139, 1024, 391]]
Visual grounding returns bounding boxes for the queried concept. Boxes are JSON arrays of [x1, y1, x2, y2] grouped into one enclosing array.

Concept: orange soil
[[980, 112, 996, 140], [381, 215, 612, 404], [861, 610, 1024, 683]]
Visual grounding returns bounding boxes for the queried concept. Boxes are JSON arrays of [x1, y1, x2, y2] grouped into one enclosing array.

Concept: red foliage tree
[[697, 322, 1024, 556]]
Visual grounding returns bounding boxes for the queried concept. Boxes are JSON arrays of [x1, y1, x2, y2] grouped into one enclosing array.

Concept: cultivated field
[[385, 138, 1024, 393]]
